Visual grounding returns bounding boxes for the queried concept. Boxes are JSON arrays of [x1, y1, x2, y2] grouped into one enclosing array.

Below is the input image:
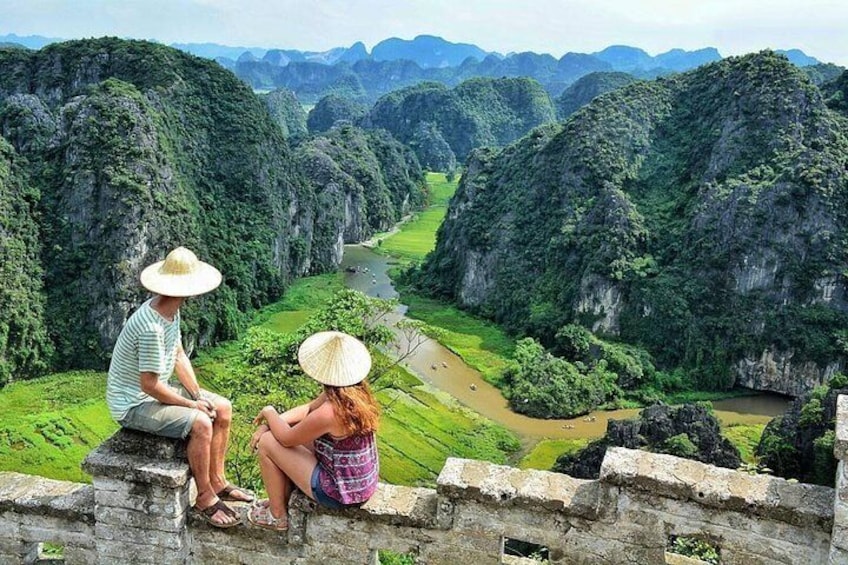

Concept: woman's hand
[[252, 405, 278, 426], [250, 425, 269, 452]]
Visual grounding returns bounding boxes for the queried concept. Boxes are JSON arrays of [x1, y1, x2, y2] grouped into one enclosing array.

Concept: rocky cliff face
[[0, 39, 421, 372], [418, 52, 848, 393], [0, 136, 51, 383]]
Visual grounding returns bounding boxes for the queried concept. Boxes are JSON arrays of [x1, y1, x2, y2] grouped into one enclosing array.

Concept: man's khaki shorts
[[119, 386, 226, 439]]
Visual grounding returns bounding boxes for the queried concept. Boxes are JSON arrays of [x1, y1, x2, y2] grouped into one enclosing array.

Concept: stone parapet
[[2, 420, 848, 563], [600, 446, 834, 531]]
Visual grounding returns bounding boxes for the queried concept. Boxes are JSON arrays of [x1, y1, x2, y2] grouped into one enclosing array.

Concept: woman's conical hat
[[297, 331, 372, 387]]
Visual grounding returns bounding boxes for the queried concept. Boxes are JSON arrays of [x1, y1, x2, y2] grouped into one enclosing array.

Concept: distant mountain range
[[0, 32, 828, 102]]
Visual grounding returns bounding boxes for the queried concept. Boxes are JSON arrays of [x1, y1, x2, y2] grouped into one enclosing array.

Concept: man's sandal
[[247, 501, 288, 531], [194, 499, 241, 528], [216, 484, 256, 503]]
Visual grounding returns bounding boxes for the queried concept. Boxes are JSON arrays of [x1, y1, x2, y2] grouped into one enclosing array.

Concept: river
[[341, 244, 790, 441]]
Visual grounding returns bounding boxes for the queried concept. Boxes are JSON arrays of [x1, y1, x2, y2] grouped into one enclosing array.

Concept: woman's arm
[[278, 392, 327, 425], [256, 402, 336, 448]]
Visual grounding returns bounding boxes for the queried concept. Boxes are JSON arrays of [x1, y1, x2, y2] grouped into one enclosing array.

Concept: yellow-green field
[[376, 172, 457, 262], [0, 371, 117, 482], [517, 438, 590, 471], [722, 424, 766, 464]]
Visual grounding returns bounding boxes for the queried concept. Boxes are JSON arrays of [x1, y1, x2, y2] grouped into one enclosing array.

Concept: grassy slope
[[517, 438, 589, 471], [195, 272, 519, 487], [0, 371, 117, 482]]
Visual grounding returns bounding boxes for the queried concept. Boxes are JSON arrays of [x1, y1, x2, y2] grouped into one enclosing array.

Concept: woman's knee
[[257, 430, 277, 454]]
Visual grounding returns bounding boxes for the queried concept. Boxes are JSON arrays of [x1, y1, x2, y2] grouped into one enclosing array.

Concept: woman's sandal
[[247, 501, 288, 531], [216, 484, 256, 503], [194, 499, 241, 528]]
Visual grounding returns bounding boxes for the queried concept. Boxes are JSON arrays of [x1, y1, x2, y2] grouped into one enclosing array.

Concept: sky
[[2, 0, 848, 65]]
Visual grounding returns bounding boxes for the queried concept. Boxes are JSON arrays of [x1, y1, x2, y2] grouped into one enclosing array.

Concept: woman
[[248, 331, 380, 530]]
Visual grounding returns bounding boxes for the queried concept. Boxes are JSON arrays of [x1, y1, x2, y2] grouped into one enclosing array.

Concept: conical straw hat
[[140, 247, 222, 297], [297, 331, 372, 387]]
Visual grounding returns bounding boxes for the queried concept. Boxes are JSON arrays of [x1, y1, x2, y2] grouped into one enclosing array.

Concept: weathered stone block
[[95, 522, 187, 548], [94, 504, 186, 532], [188, 543, 296, 565], [0, 473, 93, 525], [62, 546, 98, 565], [600, 447, 834, 529], [83, 447, 190, 489], [437, 458, 602, 519], [96, 538, 190, 564], [835, 395, 848, 461], [831, 546, 848, 565], [94, 477, 189, 517], [418, 543, 500, 565], [299, 541, 373, 563]]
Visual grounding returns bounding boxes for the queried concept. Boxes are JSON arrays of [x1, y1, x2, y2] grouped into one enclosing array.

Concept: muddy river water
[[341, 244, 790, 441]]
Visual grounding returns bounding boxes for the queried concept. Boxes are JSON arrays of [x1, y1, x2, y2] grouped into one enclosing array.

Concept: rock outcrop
[[554, 403, 742, 479]]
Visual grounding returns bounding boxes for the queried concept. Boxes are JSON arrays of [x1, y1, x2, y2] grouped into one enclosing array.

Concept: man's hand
[[195, 398, 217, 420]]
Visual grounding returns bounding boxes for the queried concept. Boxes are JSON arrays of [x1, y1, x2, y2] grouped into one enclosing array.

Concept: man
[[107, 246, 253, 528]]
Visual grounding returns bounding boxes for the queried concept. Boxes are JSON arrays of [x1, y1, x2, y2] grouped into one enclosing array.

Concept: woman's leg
[[257, 433, 319, 519]]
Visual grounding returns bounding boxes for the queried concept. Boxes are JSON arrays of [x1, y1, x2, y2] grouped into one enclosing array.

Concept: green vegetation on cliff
[[415, 52, 848, 401], [307, 94, 368, 134], [365, 77, 556, 167], [756, 373, 847, 486], [0, 137, 51, 383], [555, 71, 639, 119], [262, 87, 308, 139]]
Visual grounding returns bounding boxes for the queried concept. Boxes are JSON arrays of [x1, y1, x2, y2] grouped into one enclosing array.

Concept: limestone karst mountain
[[415, 51, 848, 395], [0, 38, 423, 376]]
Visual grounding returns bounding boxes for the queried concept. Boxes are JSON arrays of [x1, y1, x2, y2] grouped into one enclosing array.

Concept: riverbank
[[358, 172, 789, 467]]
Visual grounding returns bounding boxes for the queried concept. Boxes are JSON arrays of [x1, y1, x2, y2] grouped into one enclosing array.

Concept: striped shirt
[[106, 299, 181, 421], [314, 432, 379, 505]]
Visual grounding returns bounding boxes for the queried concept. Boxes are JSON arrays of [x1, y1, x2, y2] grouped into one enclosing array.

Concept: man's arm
[[140, 372, 198, 408], [173, 343, 201, 400]]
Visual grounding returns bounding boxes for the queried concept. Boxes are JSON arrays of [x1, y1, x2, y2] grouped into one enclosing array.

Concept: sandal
[[247, 501, 288, 531], [216, 484, 256, 503], [194, 499, 241, 528]]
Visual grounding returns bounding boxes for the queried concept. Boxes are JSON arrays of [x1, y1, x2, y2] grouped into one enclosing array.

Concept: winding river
[[341, 244, 790, 441]]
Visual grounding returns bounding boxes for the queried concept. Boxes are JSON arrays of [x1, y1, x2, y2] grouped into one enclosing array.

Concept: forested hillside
[[416, 52, 848, 396], [556, 72, 639, 119], [0, 39, 424, 378], [363, 77, 556, 170]]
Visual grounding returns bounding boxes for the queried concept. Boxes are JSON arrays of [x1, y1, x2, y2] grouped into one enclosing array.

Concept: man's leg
[[188, 413, 238, 526], [203, 392, 254, 502]]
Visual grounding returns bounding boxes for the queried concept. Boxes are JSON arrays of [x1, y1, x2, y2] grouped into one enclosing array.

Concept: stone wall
[[1, 396, 848, 564]]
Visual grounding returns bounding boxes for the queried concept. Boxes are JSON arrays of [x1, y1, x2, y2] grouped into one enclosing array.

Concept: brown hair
[[324, 381, 380, 436]]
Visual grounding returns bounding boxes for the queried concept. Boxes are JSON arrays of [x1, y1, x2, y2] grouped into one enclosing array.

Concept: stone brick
[[93, 479, 189, 518], [95, 522, 187, 548], [62, 546, 98, 565], [94, 504, 186, 533], [600, 447, 834, 529], [836, 395, 848, 461], [96, 538, 190, 564], [437, 458, 602, 519]]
